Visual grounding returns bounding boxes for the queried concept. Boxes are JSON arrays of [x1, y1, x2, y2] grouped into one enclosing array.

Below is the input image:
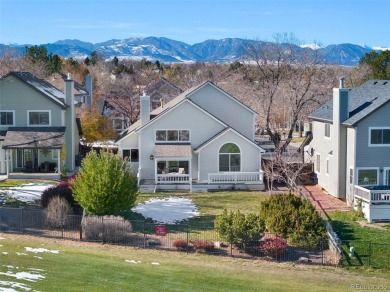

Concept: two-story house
[[0, 72, 81, 178], [115, 81, 265, 192], [308, 78, 390, 222]]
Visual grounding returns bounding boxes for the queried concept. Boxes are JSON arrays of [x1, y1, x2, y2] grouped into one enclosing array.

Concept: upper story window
[[357, 168, 378, 186], [324, 123, 331, 138], [123, 149, 139, 162], [28, 111, 50, 126], [369, 128, 390, 146], [0, 111, 14, 126], [315, 154, 321, 173], [156, 130, 190, 142]]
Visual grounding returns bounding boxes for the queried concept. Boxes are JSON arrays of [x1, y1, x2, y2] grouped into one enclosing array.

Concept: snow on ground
[[25, 247, 59, 254], [0, 266, 46, 291], [132, 197, 199, 224], [1, 183, 55, 203]]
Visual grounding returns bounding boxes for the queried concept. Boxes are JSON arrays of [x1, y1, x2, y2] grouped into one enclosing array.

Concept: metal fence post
[[186, 224, 189, 254], [20, 207, 24, 234], [102, 217, 105, 244], [321, 237, 324, 266], [143, 221, 146, 248]]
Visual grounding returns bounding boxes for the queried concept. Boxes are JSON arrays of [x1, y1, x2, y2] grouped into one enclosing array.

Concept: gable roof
[[309, 80, 390, 126], [115, 81, 257, 143], [45, 73, 88, 96], [2, 72, 67, 109], [194, 127, 265, 153]]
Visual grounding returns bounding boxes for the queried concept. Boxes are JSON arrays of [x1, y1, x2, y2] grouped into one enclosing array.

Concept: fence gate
[[341, 240, 371, 267]]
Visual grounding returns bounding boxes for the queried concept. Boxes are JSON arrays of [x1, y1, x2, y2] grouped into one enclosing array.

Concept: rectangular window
[[28, 111, 50, 126], [357, 169, 378, 185], [325, 123, 331, 138], [155, 130, 190, 142], [0, 111, 14, 126], [122, 149, 139, 162], [326, 159, 329, 175], [369, 128, 390, 146], [52, 149, 59, 160], [315, 154, 321, 173]]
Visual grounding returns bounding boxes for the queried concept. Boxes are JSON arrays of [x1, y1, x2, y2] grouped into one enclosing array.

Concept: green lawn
[[329, 211, 390, 270], [1, 233, 390, 292]]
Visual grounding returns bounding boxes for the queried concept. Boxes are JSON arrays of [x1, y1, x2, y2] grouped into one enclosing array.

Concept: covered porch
[[0, 127, 64, 178]]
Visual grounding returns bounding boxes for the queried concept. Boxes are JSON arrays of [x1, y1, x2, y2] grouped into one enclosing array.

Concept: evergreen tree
[[360, 50, 390, 79]]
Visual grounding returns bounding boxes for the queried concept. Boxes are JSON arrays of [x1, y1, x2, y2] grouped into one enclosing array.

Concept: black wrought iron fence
[[0, 206, 348, 267]]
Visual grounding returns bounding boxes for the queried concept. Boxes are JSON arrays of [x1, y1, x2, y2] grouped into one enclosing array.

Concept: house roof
[[115, 81, 256, 143], [144, 77, 183, 102], [309, 80, 390, 126], [2, 72, 67, 109], [154, 143, 192, 158], [45, 73, 88, 96], [2, 127, 65, 149]]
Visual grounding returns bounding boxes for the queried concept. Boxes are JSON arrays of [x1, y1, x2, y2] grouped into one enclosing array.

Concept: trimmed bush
[[190, 240, 215, 253], [260, 236, 288, 258], [41, 180, 82, 214], [81, 215, 132, 243], [215, 209, 265, 250], [46, 196, 72, 228], [260, 193, 327, 248], [173, 239, 190, 251]]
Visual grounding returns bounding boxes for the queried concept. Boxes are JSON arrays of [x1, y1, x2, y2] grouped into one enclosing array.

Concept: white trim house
[[115, 81, 265, 192], [308, 78, 390, 222]]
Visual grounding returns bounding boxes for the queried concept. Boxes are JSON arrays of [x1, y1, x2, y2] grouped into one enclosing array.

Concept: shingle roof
[[3, 72, 67, 108], [154, 143, 192, 158], [309, 80, 390, 126], [2, 127, 65, 149]]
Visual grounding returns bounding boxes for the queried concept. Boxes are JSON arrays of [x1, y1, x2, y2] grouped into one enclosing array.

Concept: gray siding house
[[115, 81, 265, 192], [308, 78, 390, 222], [0, 72, 81, 178]]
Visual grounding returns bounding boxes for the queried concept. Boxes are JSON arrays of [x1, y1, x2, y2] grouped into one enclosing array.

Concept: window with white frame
[[325, 123, 331, 138], [28, 111, 50, 126], [349, 168, 353, 185], [315, 154, 321, 173], [155, 130, 190, 142], [0, 111, 14, 126], [369, 128, 390, 146], [384, 168, 390, 186], [219, 143, 241, 172], [52, 149, 59, 160], [122, 149, 139, 162], [357, 168, 378, 185]]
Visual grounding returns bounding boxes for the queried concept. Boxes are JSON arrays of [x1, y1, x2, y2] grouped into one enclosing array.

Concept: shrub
[[41, 180, 82, 214], [81, 215, 132, 243], [190, 240, 215, 253], [214, 209, 265, 250], [260, 236, 288, 258], [173, 239, 190, 251], [72, 151, 138, 215], [260, 193, 327, 247], [46, 196, 72, 228]]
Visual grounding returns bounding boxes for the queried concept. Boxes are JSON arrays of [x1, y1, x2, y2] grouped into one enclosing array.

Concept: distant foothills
[[0, 36, 388, 66]]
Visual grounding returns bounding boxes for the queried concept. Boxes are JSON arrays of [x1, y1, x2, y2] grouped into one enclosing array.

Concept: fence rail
[[1, 206, 387, 268]]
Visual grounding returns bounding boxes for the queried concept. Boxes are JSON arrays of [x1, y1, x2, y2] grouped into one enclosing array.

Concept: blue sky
[[0, 0, 389, 47]]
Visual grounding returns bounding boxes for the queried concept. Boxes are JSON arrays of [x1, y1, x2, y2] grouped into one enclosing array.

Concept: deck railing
[[354, 185, 390, 202], [156, 174, 191, 184], [208, 171, 263, 184]]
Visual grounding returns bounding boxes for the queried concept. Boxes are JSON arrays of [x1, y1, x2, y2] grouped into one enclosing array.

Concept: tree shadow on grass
[[330, 219, 356, 241]]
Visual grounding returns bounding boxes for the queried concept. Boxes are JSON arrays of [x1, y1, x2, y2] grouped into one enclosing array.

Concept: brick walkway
[[300, 185, 351, 215]]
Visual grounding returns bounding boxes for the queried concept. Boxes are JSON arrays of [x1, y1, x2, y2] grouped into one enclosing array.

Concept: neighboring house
[[308, 78, 390, 222], [0, 72, 81, 178], [115, 81, 265, 192]]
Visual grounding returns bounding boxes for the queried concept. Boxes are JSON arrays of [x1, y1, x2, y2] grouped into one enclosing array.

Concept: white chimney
[[64, 74, 75, 171], [85, 74, 93, 106], [140, 92, 151, 126]]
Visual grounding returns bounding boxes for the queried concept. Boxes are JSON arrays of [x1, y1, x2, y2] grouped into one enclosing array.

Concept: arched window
[[219, 143, 240, 172]]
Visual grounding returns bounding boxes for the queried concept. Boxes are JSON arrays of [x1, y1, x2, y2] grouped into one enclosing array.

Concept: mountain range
[[0, 37, 383, 66]]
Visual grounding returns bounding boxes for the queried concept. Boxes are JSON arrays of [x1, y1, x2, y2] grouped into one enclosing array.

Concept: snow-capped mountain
[[0, 37, 386, 65]]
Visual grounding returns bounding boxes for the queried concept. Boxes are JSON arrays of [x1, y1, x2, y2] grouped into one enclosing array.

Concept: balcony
[[208, 171, 264, 184], [354, 185, 390, 203]]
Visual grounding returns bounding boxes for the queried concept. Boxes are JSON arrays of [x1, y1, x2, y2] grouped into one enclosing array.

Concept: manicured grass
[[1, 233, 390, 291], [329, 211, 390, 270]]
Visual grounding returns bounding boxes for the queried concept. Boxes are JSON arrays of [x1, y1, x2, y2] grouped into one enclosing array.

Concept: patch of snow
[[125, 260, 141, 264], [372, 46, 390, 51], [25, 247, 59, 254], [151, 262, 160, 265], [2, 252, 8, 255], [0, 280, 32, 291], [3, 183, 55, 203], [0, 245, 3, 247], [15, 252, 27, 256], [33, 256, 43, 260], [0, 271, 45, 282], [300, 43, 322, 49], [0, 237, 5, 239], [132, 197, 199, 224]]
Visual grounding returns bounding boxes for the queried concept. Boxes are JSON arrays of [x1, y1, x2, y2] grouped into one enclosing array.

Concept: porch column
[[57, 149, 61, 175], [6, 149, 9, 177], [154, 159, 158, 184], [189, 159, 192, 193]]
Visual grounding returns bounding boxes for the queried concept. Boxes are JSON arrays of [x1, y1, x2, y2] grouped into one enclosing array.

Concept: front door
[[16, 149, 38, 168]]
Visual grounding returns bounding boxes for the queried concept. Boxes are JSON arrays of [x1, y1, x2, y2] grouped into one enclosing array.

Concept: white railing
[[208, 171, 263, 184], [156, 174, 191, 184], [354, 185, 390, 202]]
